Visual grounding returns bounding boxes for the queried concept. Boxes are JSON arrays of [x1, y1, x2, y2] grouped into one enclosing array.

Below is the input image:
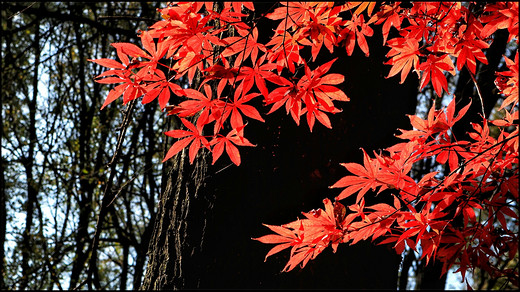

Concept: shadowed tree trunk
[[141, 147, 211, 289], [140, 3, 419, 289], [0, 8, 10, 290]]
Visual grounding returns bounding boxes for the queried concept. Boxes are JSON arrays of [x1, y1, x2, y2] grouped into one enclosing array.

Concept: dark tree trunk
[[140, 3, 419, 289], [140, 149, 211, 290], [69, 14, 96, 288], [0, 9, 11, 290]]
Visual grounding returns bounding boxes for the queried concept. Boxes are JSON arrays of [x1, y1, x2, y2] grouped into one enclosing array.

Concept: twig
[[467, 65, 486, 116], [85, 99, 137, 290]]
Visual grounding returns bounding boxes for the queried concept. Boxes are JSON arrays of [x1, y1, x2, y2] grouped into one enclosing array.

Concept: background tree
[[2, 2, 163, 289]]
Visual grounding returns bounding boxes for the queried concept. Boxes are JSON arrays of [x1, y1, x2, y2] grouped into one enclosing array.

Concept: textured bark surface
[[141, 150, 211, 290]]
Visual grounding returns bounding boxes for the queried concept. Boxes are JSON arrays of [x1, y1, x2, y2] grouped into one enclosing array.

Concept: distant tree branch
[[5, 3, 140, 39]]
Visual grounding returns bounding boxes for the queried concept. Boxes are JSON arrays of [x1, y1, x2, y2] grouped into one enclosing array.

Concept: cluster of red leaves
[[90, 1, 519, 286], [377, 2, 519, 98], [256, 95, 519, 284], [90, 2, 359, 165], [250, 1, 519, 286], [90, 2, 519, 167]]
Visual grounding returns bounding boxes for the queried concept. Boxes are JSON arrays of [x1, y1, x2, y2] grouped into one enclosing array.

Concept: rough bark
[[140, 148, 210, 290]]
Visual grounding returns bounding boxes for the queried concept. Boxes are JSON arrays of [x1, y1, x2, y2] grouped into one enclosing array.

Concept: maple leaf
[[296, 198, 347, 252], [142, 69, 184, 110], [202, 58, 246, 99], [255, 198, 348, 272], [207, 6, 250, 31], [430, 141, 470, 173], [344, 2, 377, 17], [174, 85, 223, 129], [163, 118, 210, 163], [253, 223, 302, 262], [444, 97, 472, 128], [368, 3, 402, 45], [111, 42, 150, 73], [138, 30, 169, 70], [293, 5, 342, 61], [223, 1, 255, 14], [454, 39, 489, 74], [221, 26, 266, 67], [374, 142, 418, 192], [266, 31, 304, 74], [337, 13, 373, 57], [330, 149, 388, 203], [480, 2, 519, 43], [172, 51, 207, 85], [384, 37, 421, 84], [265, 76, 304, 125], [265, 59, 347, 130], [89, 58, 126, 70], [89, 44, 153, 110], [210, 125, 255, 166], [266, 2, 323, 33], [228, 87, 264, 131], [495, 51, 519, 110], [93, 68, 147, 110], [417, 54, 456, 97], [396, 101, 450, 142], [239, 56, 278, 98], [298, 59, 348, 131]]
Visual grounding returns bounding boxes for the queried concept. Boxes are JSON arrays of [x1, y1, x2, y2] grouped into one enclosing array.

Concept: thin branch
[[467, 65, 486, 116], [83, 99, 137, 290]]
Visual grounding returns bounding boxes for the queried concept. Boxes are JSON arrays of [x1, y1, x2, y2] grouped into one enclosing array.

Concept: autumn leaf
[[417, 54, 456, 97], [337, 13, 373, 57], [253, 223, 301, 262], [163, 118, 210, 163], [330, 149, 387, 203], [384, 37, 421, 84], [210, 125, 255, 166]]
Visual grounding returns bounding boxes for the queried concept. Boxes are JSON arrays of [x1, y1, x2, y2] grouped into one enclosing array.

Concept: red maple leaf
[[417, 54, 456, 97], [228, 87, 264, 130], [337, 13, 374, 57], [239, 55, 278, 98], [480, 2, 519, 43], [221, 26, 266, 67], [253, 223, 303, 266], [174, 84, 224, 127], [142, 69, 184, 110], [163, 118, 210, 163], [368, 3, 402, 45], [265, 31, 304, 74], [210, 125, 255, 166], [330, 149, 388, 203], [454, 39, 489, 74], [384, 37, 421, 84]]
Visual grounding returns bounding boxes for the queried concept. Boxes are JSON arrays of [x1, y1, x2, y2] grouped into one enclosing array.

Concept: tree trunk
[[0, 9, 11, 290], [140, 4, 419, 288], [141, 148, 211, 290]]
